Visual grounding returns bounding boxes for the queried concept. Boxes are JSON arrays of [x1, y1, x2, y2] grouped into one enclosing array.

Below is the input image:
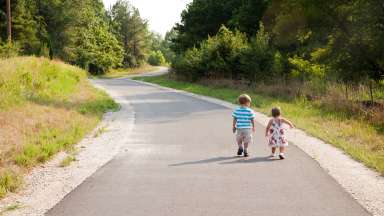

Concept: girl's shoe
[[244, 151, 249, 157], [269, 153, 277, 158], [279, 153, 285, 160]]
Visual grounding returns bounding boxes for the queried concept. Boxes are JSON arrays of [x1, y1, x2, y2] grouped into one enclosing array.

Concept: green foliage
[[149, 32, 175, 63], [109, 0, 150, 68], [148, 51, 166, 66], [170, 0, 384, 86], [172, 47, 204, 81], [0, 0, 159, 74], [174, 26, 249, 80], [173, 24, 281, 82], [172, 0, 270, 53], [239, 23, 276, 82], [201, 26, 248, 78], [288, 56, 326, 82], [0, 42, 19, 58], [76, 18, 124, 74]]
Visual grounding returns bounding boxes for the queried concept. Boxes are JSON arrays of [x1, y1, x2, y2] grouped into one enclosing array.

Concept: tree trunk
[[6, 0, 12, 43], [369, 80, 374, 105]]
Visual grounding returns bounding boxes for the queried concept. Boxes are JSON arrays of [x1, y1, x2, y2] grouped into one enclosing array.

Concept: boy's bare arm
[[282, 118, 295, 128], [232, 118, 237, 133]]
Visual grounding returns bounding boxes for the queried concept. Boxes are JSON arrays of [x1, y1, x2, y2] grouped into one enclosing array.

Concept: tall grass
[[134, 75, 384, 175], [0, 57, 118, 199]]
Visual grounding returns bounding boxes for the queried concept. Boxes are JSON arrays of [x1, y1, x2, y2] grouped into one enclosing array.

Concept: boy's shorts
[[236, 128, 253, 144]]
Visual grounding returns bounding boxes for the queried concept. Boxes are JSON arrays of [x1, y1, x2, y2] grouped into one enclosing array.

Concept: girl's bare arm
[[282, 118, 294, 128], [265, 119, 272, 137]]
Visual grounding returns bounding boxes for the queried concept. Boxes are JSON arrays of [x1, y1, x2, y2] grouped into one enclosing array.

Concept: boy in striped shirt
[[232, 94, 256, 157]]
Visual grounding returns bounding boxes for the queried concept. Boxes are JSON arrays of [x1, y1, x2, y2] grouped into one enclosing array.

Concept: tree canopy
[[171, 0, 384, 84], [0, 0, 168, 73]]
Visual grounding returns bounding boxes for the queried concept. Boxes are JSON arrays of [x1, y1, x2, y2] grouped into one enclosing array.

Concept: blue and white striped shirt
[[232, 106, 255, 129]]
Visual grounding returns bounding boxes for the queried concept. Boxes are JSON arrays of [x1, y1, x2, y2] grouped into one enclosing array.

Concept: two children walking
[[232, 94, 294, 159]]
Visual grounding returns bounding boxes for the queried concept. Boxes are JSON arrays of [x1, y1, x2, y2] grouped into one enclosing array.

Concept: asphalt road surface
[[47, 77, 370, 216]]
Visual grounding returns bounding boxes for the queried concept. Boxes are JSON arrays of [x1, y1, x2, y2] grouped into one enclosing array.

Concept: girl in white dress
[[265, 107, 294, 159]]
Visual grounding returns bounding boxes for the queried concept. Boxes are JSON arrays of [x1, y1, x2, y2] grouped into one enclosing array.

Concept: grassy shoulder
[[134, 75, 384, 175], [0, 57, 118, 199], [97, 65, 160, 79]]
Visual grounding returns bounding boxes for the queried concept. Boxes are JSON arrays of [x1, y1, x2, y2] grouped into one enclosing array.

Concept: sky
[[103, 0, 192, 36]]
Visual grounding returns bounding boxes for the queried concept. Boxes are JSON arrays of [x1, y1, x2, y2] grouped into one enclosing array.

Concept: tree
[[173, 0, 241, 52], [109, 0, 150, 67], [172, 0, 269, 53], [6, 0, 10, 43]]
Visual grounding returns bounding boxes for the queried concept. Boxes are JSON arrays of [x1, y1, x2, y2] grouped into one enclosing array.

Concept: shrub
[[148, 51, 166, 66], [200, 26, 248, 79], [173, 25, 249, 81], [288, 56, 326, 82], [239, 23, 276, 82], [0, 42, 20, 58], [172, 47, 204, 81]]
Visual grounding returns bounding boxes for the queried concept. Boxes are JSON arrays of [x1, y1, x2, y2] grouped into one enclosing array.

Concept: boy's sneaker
[[237, 148, 243, 156], [244, 151, 249, 157], [279, 153, 285, 160]]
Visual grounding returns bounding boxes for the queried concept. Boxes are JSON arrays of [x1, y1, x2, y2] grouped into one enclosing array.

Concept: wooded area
[[170, 0, 384, 104], [0, 0, 168, 74]]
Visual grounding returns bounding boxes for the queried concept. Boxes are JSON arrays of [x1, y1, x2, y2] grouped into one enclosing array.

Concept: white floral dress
[[268, 118, 288, 148]]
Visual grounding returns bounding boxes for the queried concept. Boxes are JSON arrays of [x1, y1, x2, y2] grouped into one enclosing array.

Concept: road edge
[[131, 78, 384, 216]]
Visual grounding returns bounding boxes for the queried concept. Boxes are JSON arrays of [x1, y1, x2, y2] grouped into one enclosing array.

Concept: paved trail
[[47, 77, 370, 216]]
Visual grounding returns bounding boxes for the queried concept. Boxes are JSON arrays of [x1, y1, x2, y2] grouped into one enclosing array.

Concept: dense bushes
[[171, 0, 384, 89], [148, 51, 166, 66], [173, 24, 279, 82]]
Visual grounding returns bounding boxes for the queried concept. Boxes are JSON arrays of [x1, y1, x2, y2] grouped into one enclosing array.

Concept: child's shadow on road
[[169, 156, 237, 166], [219, 156, 278, 164], [169, 156, 277, 167]]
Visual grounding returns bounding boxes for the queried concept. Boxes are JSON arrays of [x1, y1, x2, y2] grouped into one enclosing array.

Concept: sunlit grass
[[0, 57, 118, 199], [134, 75, 384, 175], [97, 65, 160, 79]]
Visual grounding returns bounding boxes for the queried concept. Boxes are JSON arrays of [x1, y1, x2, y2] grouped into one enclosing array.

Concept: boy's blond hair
[[238, 94, 252, 105]]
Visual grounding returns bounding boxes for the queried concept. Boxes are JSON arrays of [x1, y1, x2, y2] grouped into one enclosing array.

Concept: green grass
[[0, 203, 23, 215], [97, 65, 160, 79], [0, 172, 22, 199], [60, 155, 76, 167], [0, 57, 119, 199], [134, 75, 384, 175]]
